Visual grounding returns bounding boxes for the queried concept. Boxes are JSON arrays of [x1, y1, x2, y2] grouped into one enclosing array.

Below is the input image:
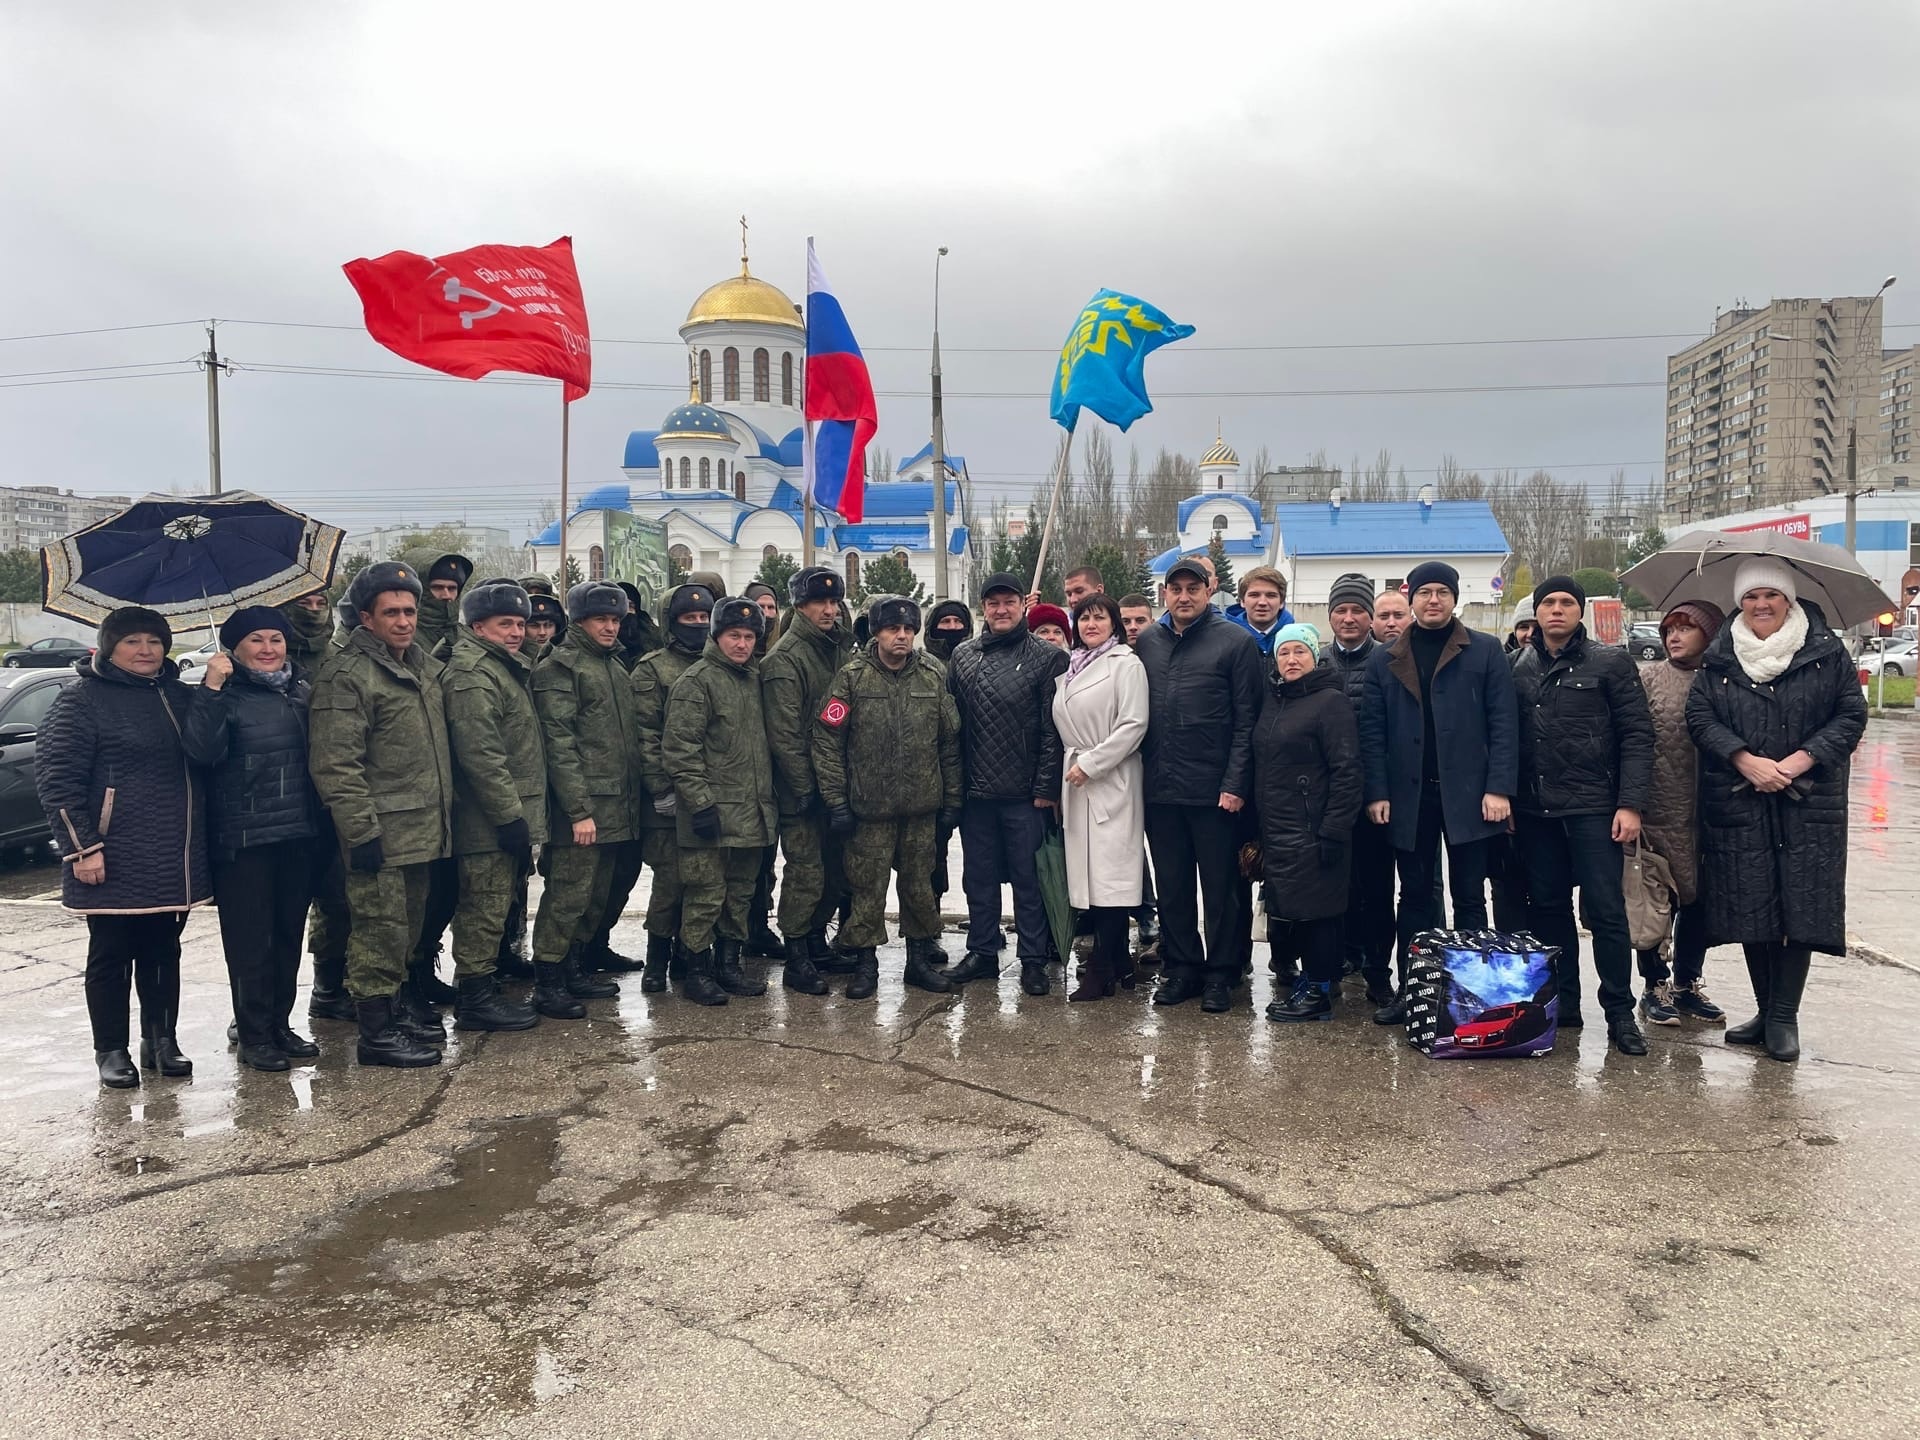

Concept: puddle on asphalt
[[1441, 1248, 1526, 1281], [840, 1190, 956, 1234], [106, 1154, 174, 1177]]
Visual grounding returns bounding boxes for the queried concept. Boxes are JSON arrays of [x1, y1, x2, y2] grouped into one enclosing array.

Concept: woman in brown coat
[[1634, 600, 1726, 1027]]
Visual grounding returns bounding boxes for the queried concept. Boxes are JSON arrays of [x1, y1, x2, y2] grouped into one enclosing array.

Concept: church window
[[753, 348, 770, 403], [588, 545, 605, 580], [1212, 515, 1228, 531], [781, 353, 794, 406], [669, 543, 693, 577], [845, 553, 860, 591], [735, 471, 747, 502], [723, 348, 739, 401], [763, 544, 778, 560], [679, 457, 691, 488], [699, 457, 711, 488], [699, 350, 712, 403]]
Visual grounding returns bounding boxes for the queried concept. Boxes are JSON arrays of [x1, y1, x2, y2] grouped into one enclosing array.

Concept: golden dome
[[1201, 435, 1239, 468], [684, 264, 803, 332]]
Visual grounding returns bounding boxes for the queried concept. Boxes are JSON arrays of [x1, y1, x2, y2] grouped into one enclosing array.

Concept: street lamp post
[[931, 246, 950, 603]]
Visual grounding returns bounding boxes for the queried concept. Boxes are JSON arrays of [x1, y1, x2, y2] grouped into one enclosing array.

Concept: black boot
[[1200, 972, 1234, 1013], [781, 936, 828, 996], [454, 974, 540, 1032], [394, 983, 448, 1045], [744, 920, 785, 960], [95, 1049, 138, 1089], [1726, 944, 1772, 1046], [239, 1042, 291, 1072], [844, 948, 880, 1001], [947, 950, 1001, 985], [582, 941, 645, 974], [1267, 979, 1334, 1023], [903, 943, 953, 994], [681, 947, 729, 1006], [138, 1023, 193, 1077], [907, 934, 950, 966], [409, 955, 460, 1007], [355, 997, 442, 1068], [563, 947, 619, 1000], [641, 934, 673, 994], [668, 941, 688, 985], [1607, 1012, 1649, 1055], [1765, 946, 1810, 1062], [715, 938, 767, 997], [274, 1025, 320, 1059], [1020, 961, 1051, 997], [1373, 989, 1410, 1025], [1154, 969, 1205, 1007], [532, 962, 587, 1019], [810, 931, 858, 975], [308, 955, 355, 1022]]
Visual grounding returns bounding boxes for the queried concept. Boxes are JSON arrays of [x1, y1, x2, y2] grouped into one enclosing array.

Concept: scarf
[[1065, 635, 1119, 685], [1730, 601, 1808, 684], [248, 663, 295, 693]]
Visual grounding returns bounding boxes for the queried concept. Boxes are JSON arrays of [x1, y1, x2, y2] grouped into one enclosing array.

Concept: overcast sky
[[4, 0, 1917, 541]]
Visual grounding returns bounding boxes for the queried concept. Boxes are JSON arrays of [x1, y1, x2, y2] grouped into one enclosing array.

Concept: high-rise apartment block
[[1664, 296, 1885, 525], [0, 486, 132, 553], [1883, 344, 1917, 489]]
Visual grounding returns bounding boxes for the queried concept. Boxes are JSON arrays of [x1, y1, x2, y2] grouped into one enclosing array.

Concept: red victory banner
[[343, 236, 591, 400]]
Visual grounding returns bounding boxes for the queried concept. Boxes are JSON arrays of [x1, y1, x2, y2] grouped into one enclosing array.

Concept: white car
[[173, 638, 219, 682], [1860, 641, 1917, 678]]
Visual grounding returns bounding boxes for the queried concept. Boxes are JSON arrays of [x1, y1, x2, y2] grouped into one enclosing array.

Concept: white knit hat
[[1733, 556, 1798, 605], [1511, 595, 1534, 624]]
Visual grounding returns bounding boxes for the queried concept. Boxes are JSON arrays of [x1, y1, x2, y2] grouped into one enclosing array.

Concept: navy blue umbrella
[[41, 491, 344, 625]]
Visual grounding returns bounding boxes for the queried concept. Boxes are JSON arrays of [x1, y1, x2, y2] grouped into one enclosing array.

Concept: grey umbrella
[[1618, 528, 1894, 629]]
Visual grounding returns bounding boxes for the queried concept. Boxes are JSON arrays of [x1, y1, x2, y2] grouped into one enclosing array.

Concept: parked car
[[1861, 641, 1918, 678], [174, 638, 220, 679], [1452, 1001, 1552, 1050], [0, 667, 82, 855], [1627, 622, 1664, 661], [2, 637, 93, 670]]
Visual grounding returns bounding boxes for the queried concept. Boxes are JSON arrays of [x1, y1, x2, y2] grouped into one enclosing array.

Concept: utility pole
[[200, 323, 227, 494], [930, 246, 950, 602]]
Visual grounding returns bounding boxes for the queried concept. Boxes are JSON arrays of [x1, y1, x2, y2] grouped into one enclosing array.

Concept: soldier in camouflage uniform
[[280, 590, 335, 667], [308, 562, 454, 1068], [441, 581, 545, 1032], [415, 553, 473, 654], [760, 565, 854, 995], [631, 582, 716, 992], [529, 582, 638, 1016], [661, 597, 778, 1005], [813, 597, 963, 999]]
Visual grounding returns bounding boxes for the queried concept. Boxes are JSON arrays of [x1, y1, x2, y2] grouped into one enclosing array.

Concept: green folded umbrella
[[1034, 822, 1077, 961]]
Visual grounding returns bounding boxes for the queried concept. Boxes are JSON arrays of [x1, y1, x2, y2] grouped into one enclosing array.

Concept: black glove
[[691, 805, 721, 842], [349, 837, 385, 874], [1317, 837, 1348, 870], [496, 817, 532, 858], [937, 807, 962, 832], [829, 803, 857, 836]]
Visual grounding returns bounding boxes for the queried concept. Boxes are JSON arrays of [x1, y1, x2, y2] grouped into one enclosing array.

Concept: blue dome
[[658, 402, 729, 440]]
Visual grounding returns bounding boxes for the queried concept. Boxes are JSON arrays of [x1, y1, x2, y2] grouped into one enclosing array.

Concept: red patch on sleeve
[[820, 698, 850, 727]]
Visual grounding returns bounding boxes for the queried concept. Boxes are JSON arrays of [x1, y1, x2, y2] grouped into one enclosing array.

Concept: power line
[[0, 366, 200, 390], [0, 320, 207, 345]]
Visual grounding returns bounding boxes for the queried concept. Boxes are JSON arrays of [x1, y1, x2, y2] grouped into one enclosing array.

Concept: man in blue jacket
[[1358, 561, 1518, 1024], [1224, 566, 1296, 659]]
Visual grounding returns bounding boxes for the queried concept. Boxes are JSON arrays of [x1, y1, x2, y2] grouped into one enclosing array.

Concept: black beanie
[[461, 581, 532, 625], [565, 581, 630, 622], [218, 605, 290, 652], [427, 553, 474, 589], [97, 605, 173, 659], [1405, 561, 1460, 599], [1532, 574, 1586, 614]]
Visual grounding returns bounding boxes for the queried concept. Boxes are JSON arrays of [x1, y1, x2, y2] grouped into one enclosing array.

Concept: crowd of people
[[35, 544, 1866, 1089]]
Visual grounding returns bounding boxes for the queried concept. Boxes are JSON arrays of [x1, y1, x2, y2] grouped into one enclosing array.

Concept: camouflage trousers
[[642, 829, 684, 939], [344, 861, 432, 1000], [532, 844, 616, 965], [678, 846, 762, 954], [842, 814, 940, 950], [776, 810, 846, 940], [451, 850, 525, 980]]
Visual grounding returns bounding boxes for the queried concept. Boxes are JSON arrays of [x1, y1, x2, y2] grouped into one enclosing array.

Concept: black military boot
[[1019, 962, 1051, 997], [903, 942, 953, 994], [907, 934, 950, 967], [138, 1019, 193, 1077], [394, 983, 448, 1045], [583, 941, 645, 975], [409, 954, 460, 1007], [356, 997, 442, 1068], [844, 948, 880, 1001], [745, 919, 785, 960], [715, 937, 767, 997], [668, 941, 688, 985], [454, 974, 540, 1032], [563, 946, 619, 1000], [641, 934, 673, 994], [95, 1049, 138, 1089], [308, 955, 356, 1022], [810, 931, 858, 975], [532, 963, 587, 1019], [681, 947, 729, 1006], [781, 936, 828, 996], [947, 950, 1001, 985]]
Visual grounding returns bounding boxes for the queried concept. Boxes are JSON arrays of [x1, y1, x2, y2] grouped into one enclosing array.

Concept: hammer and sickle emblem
[[442, 277, 515, 329]]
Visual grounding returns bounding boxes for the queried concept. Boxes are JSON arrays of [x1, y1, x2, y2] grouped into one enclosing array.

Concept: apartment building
[[1884, 344, 1917, 489], [0, 486, 132, 552], [1664, 296, 1886, 526]]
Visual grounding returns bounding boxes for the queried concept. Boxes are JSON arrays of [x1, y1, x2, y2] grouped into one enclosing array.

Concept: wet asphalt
[[0, 721, 1915, 1438]]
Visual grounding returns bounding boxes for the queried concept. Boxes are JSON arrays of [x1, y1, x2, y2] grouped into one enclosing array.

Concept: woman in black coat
[[1254, 624, 1363, 1024], [36, 607, 211, 1089], [182, 607, 324, 1072], [1685, 561, 1867, 1062]]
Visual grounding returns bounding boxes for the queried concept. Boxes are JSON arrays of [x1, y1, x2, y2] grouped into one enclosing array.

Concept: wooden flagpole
[[1030, 420, 1077, 597], [802, 236, 816, 569]]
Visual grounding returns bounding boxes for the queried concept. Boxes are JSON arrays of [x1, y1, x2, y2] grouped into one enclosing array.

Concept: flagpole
[[1031, 419, 1077, 599], [558, 387, 571, 586], [801, 235, 816, 570]]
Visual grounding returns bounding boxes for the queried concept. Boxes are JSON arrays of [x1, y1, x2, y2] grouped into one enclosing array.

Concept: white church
[[527, 248, 971, 598]]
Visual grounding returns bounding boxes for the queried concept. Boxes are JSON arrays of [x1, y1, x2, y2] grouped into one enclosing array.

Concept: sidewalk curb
[[1848, 939, 1920, 976]]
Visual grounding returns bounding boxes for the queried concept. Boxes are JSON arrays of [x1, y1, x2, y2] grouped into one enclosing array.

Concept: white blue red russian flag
[[802, 241, 877, 524]]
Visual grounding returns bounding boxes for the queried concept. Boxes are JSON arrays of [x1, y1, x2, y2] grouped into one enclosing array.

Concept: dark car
[[1627, 622, 1664, 661], [2, 636, 93, 670], [0, 667, 82, 854], [1453, 1000, 1552, 1050]]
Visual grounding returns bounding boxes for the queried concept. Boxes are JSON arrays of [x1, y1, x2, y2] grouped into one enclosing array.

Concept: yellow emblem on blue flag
[[1049, 290, 1194, 432]]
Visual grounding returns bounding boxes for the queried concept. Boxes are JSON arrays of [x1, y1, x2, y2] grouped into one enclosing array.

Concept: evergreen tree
[[1131, 544, 1156, 600], [1076, 542, 1136, 605], [0, 548, 42, 603], [987, 530, 1020, 578], [327, 552, 371, 606], [563, 555, 585, 590], [1206, 532, 1235, 598], [753, 549, 799, 600], [852, 553, 927, 606]]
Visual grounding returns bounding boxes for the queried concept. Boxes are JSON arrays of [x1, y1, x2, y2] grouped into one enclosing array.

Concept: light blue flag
[[1048, 289, 1195, 432]]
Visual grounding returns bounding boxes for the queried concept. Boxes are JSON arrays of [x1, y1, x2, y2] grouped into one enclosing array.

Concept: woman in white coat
[[1052, 594, 1151, 1001]]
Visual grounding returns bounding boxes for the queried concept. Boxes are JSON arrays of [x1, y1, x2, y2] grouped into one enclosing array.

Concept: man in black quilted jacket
[[945, 572, 1069, 996], [1134, 556, 1265, 1013]]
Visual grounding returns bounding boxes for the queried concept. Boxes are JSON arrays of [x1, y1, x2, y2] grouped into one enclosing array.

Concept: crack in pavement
[[640, 1294, 902, 1422], [890, 995, 960, 1059], [906, 1378, 973, 1438], [654, 1029, 1559, 1440], [1335, 1150, 1608, 1218]]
